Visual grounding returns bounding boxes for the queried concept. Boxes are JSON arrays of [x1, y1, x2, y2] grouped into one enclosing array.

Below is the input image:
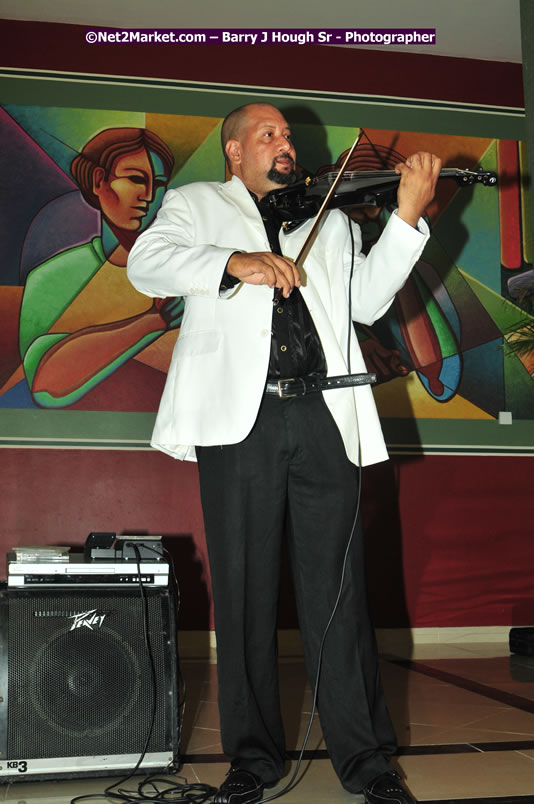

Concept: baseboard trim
[[178, 626, 519, 660]]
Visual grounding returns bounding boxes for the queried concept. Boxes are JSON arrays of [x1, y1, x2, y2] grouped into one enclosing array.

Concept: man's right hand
[[227, 251, 301, 299]]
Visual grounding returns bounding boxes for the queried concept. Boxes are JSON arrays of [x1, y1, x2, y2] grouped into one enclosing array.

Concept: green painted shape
[[460, 271, 533, 334], [27, 329, 163, 409], [411, 272, 458, 358], [291, 124, 359, 174], [169, 120, 226, 186], [433, 141, 502, 293], [19, 238, 105, 357], [419, 234, 459, 284]]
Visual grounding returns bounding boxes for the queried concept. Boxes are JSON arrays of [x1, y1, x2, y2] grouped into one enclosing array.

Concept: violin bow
[[294, 131, 362, 267], [274, 131, 362, 303]]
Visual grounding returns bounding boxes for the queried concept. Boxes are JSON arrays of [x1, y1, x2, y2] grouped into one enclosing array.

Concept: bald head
[[221, 103, 276, 164]]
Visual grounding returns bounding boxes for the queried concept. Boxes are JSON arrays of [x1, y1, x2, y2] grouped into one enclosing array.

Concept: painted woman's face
[[92, 147, 168, 231]]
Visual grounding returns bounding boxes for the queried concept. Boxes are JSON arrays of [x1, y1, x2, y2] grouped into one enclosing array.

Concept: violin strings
[[317, 167, 478, 185]]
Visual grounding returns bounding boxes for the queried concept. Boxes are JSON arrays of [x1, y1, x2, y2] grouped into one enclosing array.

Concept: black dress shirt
[[220, 193, 327, 381]]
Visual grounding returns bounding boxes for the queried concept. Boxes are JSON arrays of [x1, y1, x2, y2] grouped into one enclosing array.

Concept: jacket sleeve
[[127, 187, 239, 300], [343, 210, 430, 326]]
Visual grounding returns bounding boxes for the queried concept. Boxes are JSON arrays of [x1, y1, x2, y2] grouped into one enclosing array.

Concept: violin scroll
[[453, 168, 498, 186]]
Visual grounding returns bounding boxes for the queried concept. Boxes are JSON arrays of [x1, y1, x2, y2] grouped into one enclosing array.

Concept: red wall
[[2, 449, 532, 629], [362, 457, 534, 628]]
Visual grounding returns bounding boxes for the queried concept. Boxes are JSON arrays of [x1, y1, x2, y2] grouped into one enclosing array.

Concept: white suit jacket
[[127, 175, 429, 465]]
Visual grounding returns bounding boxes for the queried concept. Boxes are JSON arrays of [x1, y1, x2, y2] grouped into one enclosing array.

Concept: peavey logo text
[[68, 609, 107, 631]]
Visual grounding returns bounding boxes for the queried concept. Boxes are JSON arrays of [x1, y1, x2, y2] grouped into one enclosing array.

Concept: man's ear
[[92, 166, 106, 195], [225, 138, 241, 166]]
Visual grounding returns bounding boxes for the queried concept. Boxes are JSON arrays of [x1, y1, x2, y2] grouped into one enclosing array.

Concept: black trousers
[[196, 393, 396, 792]]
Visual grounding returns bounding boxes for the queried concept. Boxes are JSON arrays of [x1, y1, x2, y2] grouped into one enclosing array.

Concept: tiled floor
[[2, 640, 534, 803]]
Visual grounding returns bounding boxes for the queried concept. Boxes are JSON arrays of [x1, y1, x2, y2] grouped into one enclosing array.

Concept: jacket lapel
[[218, 176, 267, 237]]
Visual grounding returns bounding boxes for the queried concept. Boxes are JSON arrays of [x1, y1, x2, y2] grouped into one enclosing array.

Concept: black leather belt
[[265, 372, 377, 398]]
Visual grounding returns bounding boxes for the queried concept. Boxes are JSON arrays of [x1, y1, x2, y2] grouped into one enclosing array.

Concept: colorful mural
[[330, 132, 534, 423], [1, 105, 222, 412], [1, 104, 532, 444]]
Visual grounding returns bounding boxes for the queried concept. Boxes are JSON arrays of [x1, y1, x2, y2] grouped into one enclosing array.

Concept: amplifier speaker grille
[[0, 587, 179, 766]]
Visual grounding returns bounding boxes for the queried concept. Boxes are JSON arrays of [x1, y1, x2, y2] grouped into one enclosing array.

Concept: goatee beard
[[267, 156, 297, 186]]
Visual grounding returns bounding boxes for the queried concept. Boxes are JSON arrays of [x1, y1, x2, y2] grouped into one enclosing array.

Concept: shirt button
[[280, 345, 287, 352], [276, 307, 284, 314]]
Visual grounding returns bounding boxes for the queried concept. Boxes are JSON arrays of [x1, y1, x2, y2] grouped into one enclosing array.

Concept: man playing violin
[[127, 103, 441, 804]]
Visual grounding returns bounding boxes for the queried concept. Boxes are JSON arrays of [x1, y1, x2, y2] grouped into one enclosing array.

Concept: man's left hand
[[395, 151, 442, 228]]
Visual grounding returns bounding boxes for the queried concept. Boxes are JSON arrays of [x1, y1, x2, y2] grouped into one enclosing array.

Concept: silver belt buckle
[[277, 378, 294, 398], [277, 377, 307, 398]]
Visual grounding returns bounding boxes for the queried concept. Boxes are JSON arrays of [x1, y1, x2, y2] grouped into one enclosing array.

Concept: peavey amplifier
[[0, 584, 180, 782]]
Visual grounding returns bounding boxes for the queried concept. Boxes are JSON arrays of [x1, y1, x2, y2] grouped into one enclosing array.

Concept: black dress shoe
[[214, 767, 265, 804], [363, 770, 416, 804]]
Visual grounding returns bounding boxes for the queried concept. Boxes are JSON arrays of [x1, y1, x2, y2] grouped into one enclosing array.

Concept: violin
[[265, 167, 498, 224]]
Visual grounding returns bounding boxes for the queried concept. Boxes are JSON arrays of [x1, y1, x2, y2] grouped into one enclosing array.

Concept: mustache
[[273, 153, 295, 167]]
